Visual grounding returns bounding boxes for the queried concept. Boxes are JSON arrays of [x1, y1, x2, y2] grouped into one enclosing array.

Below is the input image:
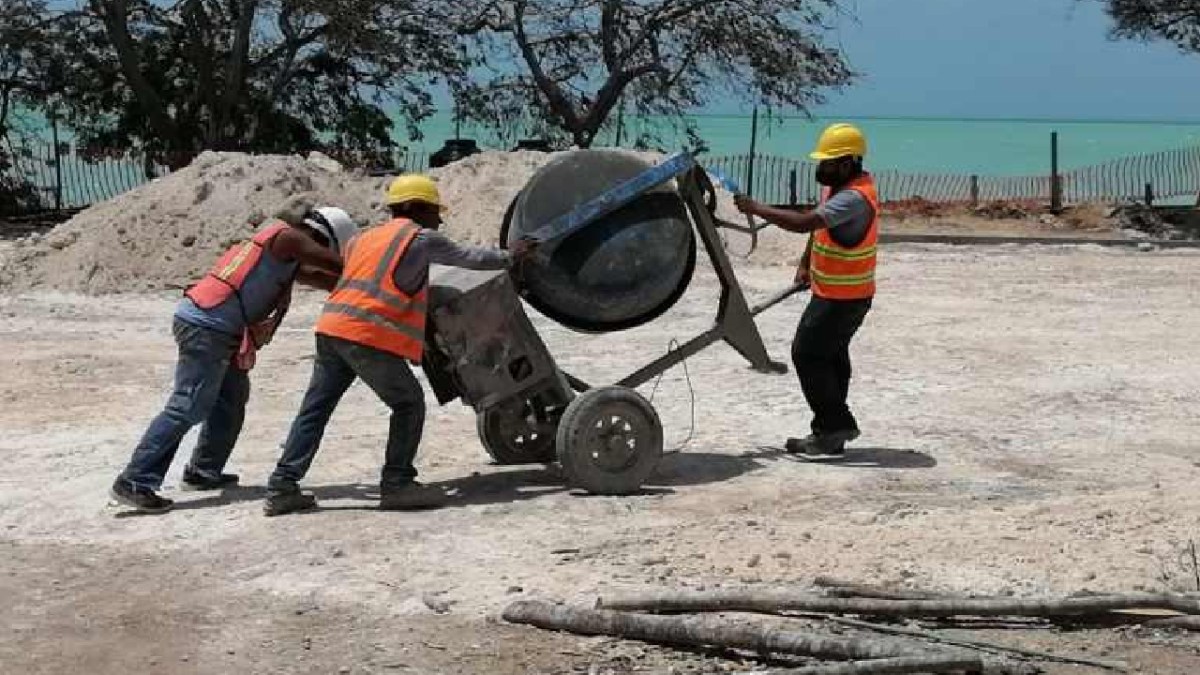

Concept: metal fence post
[[1145, 182, 1154, 207], [1050, 131, 1063, 213], [50, 114, 63, 211], [789, 168, 798, 205], [970, 175, 979, 206], [745, 106, 758, 198]]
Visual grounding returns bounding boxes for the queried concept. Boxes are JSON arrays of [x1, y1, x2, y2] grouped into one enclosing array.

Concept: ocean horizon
[[13, 110, 1200, 181], [412, 112, 1200, 178]]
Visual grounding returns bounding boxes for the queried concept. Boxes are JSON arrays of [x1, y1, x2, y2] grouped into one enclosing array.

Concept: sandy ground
[[3, 243, 1200, 673]]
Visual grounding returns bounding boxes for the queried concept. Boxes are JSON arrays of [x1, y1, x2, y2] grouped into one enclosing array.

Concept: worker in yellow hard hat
[[264, 174, 535, 516], [734, 123, 878, 459]]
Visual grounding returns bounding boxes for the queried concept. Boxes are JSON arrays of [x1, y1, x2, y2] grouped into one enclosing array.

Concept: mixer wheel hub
[[477, 400, 558, 465], [556, 386, 663, 495]]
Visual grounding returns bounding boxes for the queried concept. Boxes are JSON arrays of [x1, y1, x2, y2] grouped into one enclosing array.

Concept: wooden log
[[768, 656, 985, 674], [812, 577, 945, 601], [598, 589, 1200, 618], [816, 615, 1127, 672], [503, 600, 939, 662], [1144, 615, 1200, 631]]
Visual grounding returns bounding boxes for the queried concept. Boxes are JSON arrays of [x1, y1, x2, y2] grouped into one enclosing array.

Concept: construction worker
[[263, 174, 535, 516], [110, 200, 358, 513], [734, 123, 877, 458]]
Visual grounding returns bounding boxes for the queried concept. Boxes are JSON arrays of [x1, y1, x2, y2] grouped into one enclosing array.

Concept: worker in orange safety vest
[[110, 199, 356, 514], [734, 123, 877, 458], [263, 174, 536, 516]]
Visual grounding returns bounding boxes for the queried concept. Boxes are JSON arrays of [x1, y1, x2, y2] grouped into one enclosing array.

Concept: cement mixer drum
[[503, 150, 697, 332]]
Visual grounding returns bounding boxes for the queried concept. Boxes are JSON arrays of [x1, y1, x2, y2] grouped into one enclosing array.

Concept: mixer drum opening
[[502, 150, 697, 333]]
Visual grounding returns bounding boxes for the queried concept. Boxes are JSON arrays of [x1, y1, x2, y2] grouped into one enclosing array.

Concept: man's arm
[[735, 197, 829, 234], [270, 227, 343, 276], [296, 265, 338, 292], [422, 230, 513, 270]]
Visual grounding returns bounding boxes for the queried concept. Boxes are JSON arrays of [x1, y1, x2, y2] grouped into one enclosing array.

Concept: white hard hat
[[304, 206, 358, 255]]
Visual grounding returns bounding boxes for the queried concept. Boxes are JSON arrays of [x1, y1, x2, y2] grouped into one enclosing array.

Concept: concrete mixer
[[421, 150, 803, 496]]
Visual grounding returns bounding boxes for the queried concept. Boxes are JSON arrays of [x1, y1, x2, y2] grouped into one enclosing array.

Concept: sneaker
[[110, 479, 174, 514], [181, 469, 240, 492], [379, 482, 449, 511], [785, 434, 819, 454], [263, 491, 318, 517], [825, 428, 861, 446], [785, 434, 846, 458]]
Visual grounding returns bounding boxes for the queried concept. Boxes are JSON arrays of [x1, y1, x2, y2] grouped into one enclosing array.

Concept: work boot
[[181, 467, 240, 491], [110, 478, 174, 514], [263, 489, 318, 517], [379, 482, 449, 511]]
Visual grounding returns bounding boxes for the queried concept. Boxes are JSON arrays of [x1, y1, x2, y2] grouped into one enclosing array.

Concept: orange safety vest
[[185, 221, 293, 310], [315, 218, 428, 362], [810, 174, 879, 300]]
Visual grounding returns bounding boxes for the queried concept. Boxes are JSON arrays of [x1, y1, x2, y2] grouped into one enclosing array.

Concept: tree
[[39, 0, 471, 164], [1095, 0, 1200, 52], [0, 0, 60, 215], [452, 0, 855, 149]]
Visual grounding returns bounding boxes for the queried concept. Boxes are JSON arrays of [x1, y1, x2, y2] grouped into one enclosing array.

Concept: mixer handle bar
[[523, 152, 699, 247], [750, 281, 808, 317]]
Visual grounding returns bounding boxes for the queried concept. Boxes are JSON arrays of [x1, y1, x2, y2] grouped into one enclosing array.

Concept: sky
[[727, 0, 1200, 121]]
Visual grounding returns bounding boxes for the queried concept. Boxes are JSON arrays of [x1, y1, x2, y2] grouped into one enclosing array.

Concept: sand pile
[[1, 152, 385, 294], [0, 150, 569, 295]]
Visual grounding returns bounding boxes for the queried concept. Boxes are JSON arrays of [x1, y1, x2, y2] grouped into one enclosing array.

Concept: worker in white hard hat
[[110, 197, 356, 514], [734, 123, 878, 458], [263, 174, 536, 517]]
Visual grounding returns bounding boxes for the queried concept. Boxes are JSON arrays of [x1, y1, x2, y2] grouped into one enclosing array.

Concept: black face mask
[[811, 157, 859, 186], [815, 160, 852, 187]]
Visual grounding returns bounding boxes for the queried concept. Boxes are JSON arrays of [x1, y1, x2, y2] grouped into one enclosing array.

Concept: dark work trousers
[[791, 295, 873, 436], [268, 334, 426, 494]]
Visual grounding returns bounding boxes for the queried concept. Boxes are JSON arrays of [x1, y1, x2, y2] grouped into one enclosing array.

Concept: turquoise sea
[[13, 112, 1200, 210], [409, 113, 1200, 177]]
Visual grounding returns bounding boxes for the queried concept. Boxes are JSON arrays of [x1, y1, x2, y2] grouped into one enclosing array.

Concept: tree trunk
[[217, 0, 257, 145], [91, 0, 179, 148], [598, 590, 1200, 618]]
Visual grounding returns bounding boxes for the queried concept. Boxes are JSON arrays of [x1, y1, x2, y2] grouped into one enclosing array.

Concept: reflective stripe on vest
[[810, 173, 879, 300], [315, 219, 428, 361], [185, 222, 290, 310]]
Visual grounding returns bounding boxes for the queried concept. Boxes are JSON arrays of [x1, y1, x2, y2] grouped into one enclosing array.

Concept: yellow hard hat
[[809, 123, 867, 161], [386, 174, 446, 211]]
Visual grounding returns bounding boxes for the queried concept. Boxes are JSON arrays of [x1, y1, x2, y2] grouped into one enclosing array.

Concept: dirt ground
[[3, 242, 1200, 673]]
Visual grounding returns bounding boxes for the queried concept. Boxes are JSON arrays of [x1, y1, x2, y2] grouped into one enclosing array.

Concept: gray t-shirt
[[815, 189, 874, 248], [392, 229, 512, 294]]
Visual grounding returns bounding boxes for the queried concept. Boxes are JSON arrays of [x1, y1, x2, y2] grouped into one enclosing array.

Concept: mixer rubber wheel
[[478, 403, 558, 465], [555, 386, 663, 495]]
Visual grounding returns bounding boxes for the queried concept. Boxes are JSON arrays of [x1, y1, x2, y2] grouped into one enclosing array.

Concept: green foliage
[[37, 0, 471, 161], [451, 0, 855, 148], [1098, 0, 1200, 53]]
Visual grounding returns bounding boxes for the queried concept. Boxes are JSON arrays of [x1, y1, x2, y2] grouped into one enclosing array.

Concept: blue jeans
[[268, 334, 425, 494], [119, 319, 249, 490]]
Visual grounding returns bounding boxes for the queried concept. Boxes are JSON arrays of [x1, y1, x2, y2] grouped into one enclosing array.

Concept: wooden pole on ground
[[598, 589, 1200, 618]]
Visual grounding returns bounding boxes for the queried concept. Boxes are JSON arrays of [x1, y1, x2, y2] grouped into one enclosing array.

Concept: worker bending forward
[[111, 203, 356, 513], [735, 123, 878, 457], [264, 175, 533, 516]]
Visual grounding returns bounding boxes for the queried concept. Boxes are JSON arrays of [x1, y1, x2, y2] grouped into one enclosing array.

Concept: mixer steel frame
[[424, 152, 802, 495]]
